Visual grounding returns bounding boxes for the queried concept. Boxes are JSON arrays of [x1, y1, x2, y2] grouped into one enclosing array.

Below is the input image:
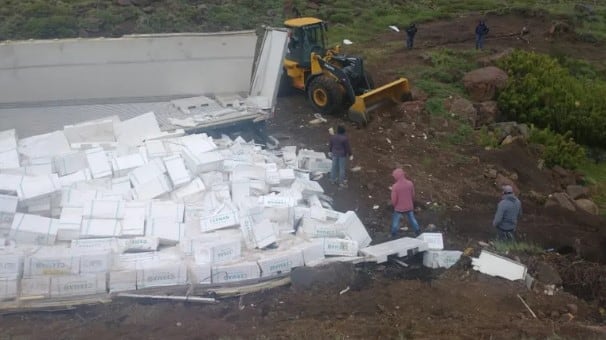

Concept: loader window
[[285, 23, 326, 67]]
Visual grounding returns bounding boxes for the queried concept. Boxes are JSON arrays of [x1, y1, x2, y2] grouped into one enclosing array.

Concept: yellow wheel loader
[[281, 17, 412, 125]]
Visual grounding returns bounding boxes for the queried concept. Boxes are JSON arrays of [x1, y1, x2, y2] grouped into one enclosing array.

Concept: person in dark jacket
[[492, 185, 522, 241], [328, 125, 352, 187], [475, 20, 489, 49], [405, 23, 417, 49]]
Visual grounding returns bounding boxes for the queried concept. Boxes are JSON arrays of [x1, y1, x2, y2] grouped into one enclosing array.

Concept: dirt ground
[[2, 12, 606, 340]]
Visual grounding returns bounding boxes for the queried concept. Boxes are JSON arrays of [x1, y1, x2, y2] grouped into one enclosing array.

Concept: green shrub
[[448, 123, 473, 145], [529, 126, 586, 169], [497, 50, 606, 147], [475, 126, 500, 148]]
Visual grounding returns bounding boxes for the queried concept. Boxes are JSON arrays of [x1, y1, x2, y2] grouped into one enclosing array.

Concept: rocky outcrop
[[575, 198, 599, 215], [462, 67, 508, 102]]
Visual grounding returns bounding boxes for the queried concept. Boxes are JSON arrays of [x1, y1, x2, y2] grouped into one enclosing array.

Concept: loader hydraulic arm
[[313, 56, 356, 107]]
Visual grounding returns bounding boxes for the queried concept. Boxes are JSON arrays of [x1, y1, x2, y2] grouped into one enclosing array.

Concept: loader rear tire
[[308, 76, 343, 115]]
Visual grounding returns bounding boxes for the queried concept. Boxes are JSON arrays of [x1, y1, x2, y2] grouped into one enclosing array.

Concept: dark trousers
[[496, 229, 515, 242], [406, 35, 414, 48]]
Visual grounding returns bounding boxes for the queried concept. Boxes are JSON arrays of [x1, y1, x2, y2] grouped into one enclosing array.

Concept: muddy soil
[[2, 12, 606, 340]]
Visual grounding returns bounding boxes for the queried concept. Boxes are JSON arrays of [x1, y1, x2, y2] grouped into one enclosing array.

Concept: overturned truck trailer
[[0, 28, 288, 133]]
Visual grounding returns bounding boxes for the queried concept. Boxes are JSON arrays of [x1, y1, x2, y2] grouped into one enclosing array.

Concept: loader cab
[[284, 17, 327, 67]]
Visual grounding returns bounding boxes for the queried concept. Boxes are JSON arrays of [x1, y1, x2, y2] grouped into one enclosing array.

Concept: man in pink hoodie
[[391, 168, 421, 237]]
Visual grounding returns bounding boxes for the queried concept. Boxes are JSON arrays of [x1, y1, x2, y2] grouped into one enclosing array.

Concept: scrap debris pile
[[0, 112, 373, 305]]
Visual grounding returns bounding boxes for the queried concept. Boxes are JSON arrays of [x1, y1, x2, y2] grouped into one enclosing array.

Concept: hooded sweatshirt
[[391, 169, 415, 212], [329, 133, 352, 157], [492, 193, 522, 231]]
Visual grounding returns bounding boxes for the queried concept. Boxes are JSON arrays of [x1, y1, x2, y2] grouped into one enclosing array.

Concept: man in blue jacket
[[492, 185, 522, 241]]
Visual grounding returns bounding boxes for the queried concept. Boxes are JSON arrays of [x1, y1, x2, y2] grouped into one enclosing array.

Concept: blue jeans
[[476, 34, 485, 49], [391, 210, 420, 236], [406, 36, 414, 49], [330, 156, 346, 184]]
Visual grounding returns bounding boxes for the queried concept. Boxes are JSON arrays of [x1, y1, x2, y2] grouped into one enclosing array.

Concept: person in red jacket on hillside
[[390, 168, 421, 237]]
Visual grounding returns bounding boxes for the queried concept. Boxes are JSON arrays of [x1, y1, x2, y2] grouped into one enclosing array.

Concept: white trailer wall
[[0, 32, 257, 104]]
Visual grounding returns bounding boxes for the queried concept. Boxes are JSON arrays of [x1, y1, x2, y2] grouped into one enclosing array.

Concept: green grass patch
[[493, 241, 544, 255], [578, 160, 606, 216]]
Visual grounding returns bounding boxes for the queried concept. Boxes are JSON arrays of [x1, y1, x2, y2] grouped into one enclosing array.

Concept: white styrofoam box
[[301, 217, 345, 238], [0, 277, 18, 300], [115, 112, 161, 147], [145, 139, 169, 159], [116, 252, 161, 270], [322, 238, 359, 257], [163, 155, 191, 187], [278, 168, 296, 186], [121, 201, 147, 237], [232, 164, 266, 181], [147, 201, 185, 223], [260, 194, 296, 208], [111, 176, 133, 200], [296, 240, 325, 266], [212, 183, 232, 204], [180, 134, 217, 154], [61, 188, 101, 208], [212, 261, 260, 284], [58, 168, 93, 188], [9, 213, 59, 245], [200, 207, 239, 232], [80, 218, 122, 238], [0, 194, 18, 214], [0, 253, 23, 278], [128, 158, 166, 187], [146, 129, 185, 141], [53, 151, 88, 176], [111, 153, 147, 177], [193, 238, 242, 264], [336, 211, 372, 249], [472, 250, 527, 281], [239, 215, 277, 249], [64, 118, 116, 144], [109, 270, 137, 292], [230, 180, 250, 208], [359, 237, 429, 263], [137, 262, 187, 289], [292, 178, 324, 196], [132, 174, 172, 200], [99, 192, 124, 201], [0, 129, 17, 152], [307, 158, 332, 173], [417, 233, 444, 250], [18, 130, 70, 160], [423, 250, 463, 269], [146, 219, 185, 244], [0, 173, 23, 194], [118, 237, 159, 253], [50, 273, 107, 298], [85, 147, 112, 179], [0, 148, 20, 170], [76, 251, 112, 273], [22, 158, 54, 175], [257, 250, 304, 277], [71, 238, 119, 252], [26, 198, 52, 216], [182, 149, 224, 174], [82, 200, 126, 220], [171, 178, 206, 202], [58, 206, 83, 241], [24, 248, 80, 276], [20, 276, 51, 299], [16, 174, 61, 201], [188, 261, 211, 284], [200, 171, 224, 187]]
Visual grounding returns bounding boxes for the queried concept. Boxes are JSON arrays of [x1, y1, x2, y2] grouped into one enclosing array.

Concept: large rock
[[545, 192, 576, 212], [395, 100, 424, 119], [444, 97, 477, 124], [575, 199, 599, 215], [495, 173, 520, 195], [566, 185, 589, 200], [463, 67, 508, 101], [474, 101, 500, 127], [478, 48, 515, 67]]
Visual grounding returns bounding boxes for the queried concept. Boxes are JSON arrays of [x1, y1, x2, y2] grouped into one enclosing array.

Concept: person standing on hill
[[475, 20, 489, 49], [405, 23, 418, 49], [492, 185, 522, 242], [390, 168, 421, 237], [328, 125, 352, 188]]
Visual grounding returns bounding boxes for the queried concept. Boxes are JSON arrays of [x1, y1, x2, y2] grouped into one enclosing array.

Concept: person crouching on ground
[[329, 125, 352, 188], [492, 185, 522, 242], [390, 168, 421, 237]]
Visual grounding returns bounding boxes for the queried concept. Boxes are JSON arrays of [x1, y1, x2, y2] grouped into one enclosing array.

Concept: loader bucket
[[348, 78, 411, 125]]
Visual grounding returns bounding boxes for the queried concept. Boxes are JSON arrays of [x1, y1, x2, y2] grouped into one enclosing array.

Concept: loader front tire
[[308, 76, 343, 115]]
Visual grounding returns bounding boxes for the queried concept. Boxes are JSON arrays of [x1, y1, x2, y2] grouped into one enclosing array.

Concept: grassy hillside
[[1, 0, 606, 42]]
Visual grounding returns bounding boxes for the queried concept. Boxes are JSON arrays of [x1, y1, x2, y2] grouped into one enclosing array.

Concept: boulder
[[545, 192, 576, 212], [566, 185, 589, 200], [478, 48, 515, 67], [575, 199, 599, 215], [444, 97, 477, 124], [474, 101, 500, 127], [526, 190, 547, 205], [462, 67, 508, 101], [501, 135, 514, 145], [495, 173, 519, 195], [395, 100, 424, 119]]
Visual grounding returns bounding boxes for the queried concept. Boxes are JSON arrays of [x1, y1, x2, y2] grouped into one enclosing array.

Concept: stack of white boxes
[[0, 112, 381, 305]]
